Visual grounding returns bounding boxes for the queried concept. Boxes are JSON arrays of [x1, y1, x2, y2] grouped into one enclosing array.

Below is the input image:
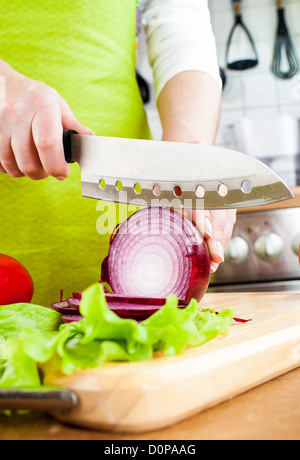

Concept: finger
[[187, 209, 212, 239], [11, 125, 49, 180], [221, 209, 237, 248], [207, 238, 224, 264], [206, 210, 227, 263], [0, 136, 24, 177], [210, 262, 219, 274], [0, 161, 6, 174], [207, 209, 236, 263], [60, 99, 94, 135], [32, 104, 69, 180]]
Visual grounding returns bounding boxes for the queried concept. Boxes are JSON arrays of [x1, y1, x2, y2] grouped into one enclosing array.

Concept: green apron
[[0, 0, 151, 306]]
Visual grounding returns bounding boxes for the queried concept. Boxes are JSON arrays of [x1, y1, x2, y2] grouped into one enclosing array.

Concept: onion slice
[[101, 207, 210, 302], [61, 314, 83, 324], [52, 292, 188, 322]]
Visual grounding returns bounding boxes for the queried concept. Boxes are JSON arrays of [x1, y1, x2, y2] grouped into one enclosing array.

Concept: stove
[[208, 207, 300, 293]]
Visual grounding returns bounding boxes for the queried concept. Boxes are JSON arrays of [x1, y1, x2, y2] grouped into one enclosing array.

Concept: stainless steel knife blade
[[64, 132, 293, 210]]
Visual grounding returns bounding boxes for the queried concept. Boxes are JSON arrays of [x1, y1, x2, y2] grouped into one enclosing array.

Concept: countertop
[[1, 367, 300, 440], [1, 286, 300, 441]]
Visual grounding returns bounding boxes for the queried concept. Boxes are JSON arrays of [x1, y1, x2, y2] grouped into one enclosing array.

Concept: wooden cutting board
[[45, 292, 300, 433]]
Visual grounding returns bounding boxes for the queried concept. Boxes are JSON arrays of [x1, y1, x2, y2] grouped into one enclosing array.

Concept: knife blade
[[63, 130, 293, 210]]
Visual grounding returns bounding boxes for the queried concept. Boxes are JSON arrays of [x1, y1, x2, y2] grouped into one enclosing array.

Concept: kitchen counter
[[1, 366, 300, 440], [2, 291, 300, 440]]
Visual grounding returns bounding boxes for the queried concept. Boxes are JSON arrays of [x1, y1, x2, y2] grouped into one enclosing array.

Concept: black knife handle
[[63, 129, 78, 164], [0, 388, 79, 413]]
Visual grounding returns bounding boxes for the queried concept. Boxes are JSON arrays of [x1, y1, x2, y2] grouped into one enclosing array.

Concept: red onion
[[52, 301, 80, 315], [53, 293, 189, 323], [61, 314, 83, 324], [101, 207, 210, 302]]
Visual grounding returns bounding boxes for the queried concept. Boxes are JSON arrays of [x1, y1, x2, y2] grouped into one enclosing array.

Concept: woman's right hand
[[0, 60, 93, 181]]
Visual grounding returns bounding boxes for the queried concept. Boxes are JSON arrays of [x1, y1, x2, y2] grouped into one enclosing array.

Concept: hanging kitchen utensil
[[272, 0, 299, 79], [226, 0, 259, 71], [136, 70, 150, 104], [220, 67, 227, 90], [135, 0, 150, 104]]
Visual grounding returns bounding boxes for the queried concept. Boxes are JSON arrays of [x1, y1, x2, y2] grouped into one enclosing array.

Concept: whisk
[[272, 0, 299, 79]]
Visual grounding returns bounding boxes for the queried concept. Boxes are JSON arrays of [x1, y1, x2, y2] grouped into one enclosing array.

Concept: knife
[[0, 387, 78, 413], [63, 130, 293, 210]]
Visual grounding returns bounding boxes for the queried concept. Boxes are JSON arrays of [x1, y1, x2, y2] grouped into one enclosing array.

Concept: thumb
[[60, 98, 94, 136]]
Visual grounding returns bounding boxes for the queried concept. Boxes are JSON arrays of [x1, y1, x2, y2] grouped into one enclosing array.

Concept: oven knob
[[254, 233, 283, 261], [224, 236, 249, 264], [292, 234, 300, 256]]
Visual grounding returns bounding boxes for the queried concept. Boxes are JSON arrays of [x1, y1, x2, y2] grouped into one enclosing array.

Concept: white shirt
[[140, 0, 221, 100]]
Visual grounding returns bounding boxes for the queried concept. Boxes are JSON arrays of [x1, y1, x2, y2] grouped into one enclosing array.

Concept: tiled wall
[[139, 0, 300, 147], [210, 0, 300, 148]]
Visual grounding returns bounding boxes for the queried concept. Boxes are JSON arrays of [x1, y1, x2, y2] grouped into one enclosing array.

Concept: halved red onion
[[101, 207, 210, 302]]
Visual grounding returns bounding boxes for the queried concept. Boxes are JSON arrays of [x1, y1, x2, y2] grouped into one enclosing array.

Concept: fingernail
[[204, 217, 213, 238], [57, 176, 67, 181], [208, 240, 224, 263], [216, 241, 224, 262], [211, 262, 219, 273]]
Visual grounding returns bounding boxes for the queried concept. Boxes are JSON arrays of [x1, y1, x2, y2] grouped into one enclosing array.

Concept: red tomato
[[0, 254, 34, 305]]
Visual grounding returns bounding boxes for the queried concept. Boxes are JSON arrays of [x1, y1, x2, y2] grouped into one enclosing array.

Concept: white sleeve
[[140, 0, 222, 101]]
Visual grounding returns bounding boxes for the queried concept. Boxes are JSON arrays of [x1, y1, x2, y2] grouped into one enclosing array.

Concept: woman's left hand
[[187, 209, 237, 273], [158, 71, 236, 274]]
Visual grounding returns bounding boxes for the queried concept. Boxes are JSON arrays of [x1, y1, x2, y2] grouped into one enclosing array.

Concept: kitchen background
[[137, 0, 300, 292], [138, 0, 300, 163]]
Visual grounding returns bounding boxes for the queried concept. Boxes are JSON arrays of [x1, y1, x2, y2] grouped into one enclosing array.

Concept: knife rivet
[[195, 185, 205, 198], [99, 179, 106, 190]]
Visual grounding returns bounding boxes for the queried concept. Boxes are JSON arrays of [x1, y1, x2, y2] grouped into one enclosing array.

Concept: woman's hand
[[187, 209, 237, 273], [157, 71, 236, 272], [0, 60, 93, 180]]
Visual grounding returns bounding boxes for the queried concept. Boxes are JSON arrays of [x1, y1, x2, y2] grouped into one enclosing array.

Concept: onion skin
[[0, 254, 34, 306], [101, 207, 211, 303]]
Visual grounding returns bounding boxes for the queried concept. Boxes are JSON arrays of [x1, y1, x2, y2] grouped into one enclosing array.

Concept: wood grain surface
[[1, 292, 300, 440], [1, 367, 300, 440], [39, 292, 300, 434]]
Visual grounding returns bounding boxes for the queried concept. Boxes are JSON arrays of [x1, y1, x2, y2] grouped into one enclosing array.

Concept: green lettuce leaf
[[0, 284, 234, 389], [0, 303, 62, 340]]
